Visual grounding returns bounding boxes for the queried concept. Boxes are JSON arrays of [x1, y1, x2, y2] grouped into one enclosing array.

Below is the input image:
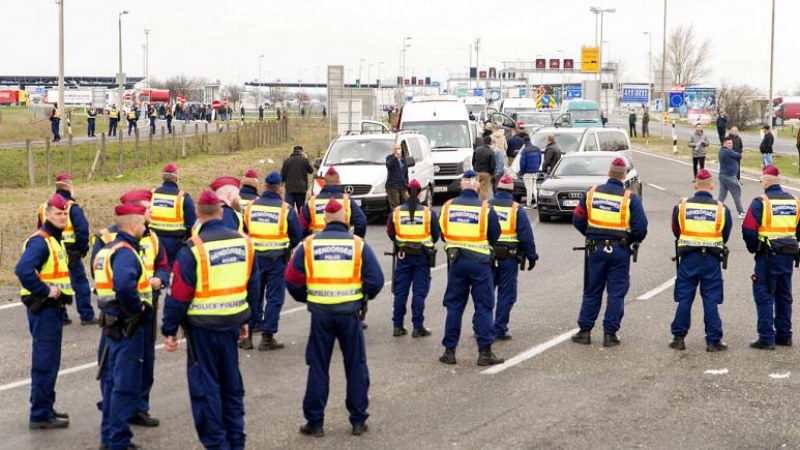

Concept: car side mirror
[[314, 158, 321, 169], [405, 156, 416, 167]]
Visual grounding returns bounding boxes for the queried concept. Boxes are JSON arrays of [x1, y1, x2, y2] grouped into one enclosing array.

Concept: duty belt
[[308, 288, 363, 297], [189, 299, 247, 311], [45, 282, 71, 290]]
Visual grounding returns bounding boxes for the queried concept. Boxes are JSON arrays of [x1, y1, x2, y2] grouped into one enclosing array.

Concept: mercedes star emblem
[[344, 185, 354, 194]]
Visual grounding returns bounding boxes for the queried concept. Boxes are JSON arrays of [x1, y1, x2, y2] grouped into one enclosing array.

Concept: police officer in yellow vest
[[211, 176, 245, 232], [300, 166, 367, 238], [148, 103, 157, 134], [162, 189, 258, 449], [286, 198, 384, 437], [90, 190, 169, 428], [489, 174, 538, 341], [150, 162, 198, 266], [87, 103, 97, 137], [386, 179, 440, 337], [571, 157, 648, 347], [669, 169, 732, 352], [108, 104, 120, 137], [16, 194, 73, 429], [240, 171, 303, 350], [742, 165, 800, 349], [439, 170, 504, 366], [93, 203, 151, 449], [50, 102, 61, 142], [126, 105, 138, 136], [239, 169, 260, 209]]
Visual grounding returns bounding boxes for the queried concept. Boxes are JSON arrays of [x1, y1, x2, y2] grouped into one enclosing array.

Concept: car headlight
[[539, 189, 556, 197], [372, 183, 386, 194]]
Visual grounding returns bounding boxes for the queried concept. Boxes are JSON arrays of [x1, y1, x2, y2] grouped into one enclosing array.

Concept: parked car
[[515, 111, 555, 134], [312, 129, 435, 215], [535, 152, 642, 222]]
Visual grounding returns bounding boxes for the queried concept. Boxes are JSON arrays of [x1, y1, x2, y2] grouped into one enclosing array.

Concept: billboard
[[621, 85, 650, 105], [684, 87, 716, 124], [46, 89, 93, 105], [581, 47, 599, 73]]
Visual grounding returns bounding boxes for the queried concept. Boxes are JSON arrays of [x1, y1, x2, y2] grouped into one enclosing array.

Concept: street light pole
[[401, 36, 412, 85], [590, 7, 615, 108], [377, 61, 384, 86], [358, 58, 365, 86], [258, 54, 264, 108], [118, 10, 128, 109], [767, 0, 776, 127], [475, 37, 481, 90], [661, 0, 668, 138], [144, 29, 149, 87], [57, 0, 65, 138], [643, 31, 652, 108]]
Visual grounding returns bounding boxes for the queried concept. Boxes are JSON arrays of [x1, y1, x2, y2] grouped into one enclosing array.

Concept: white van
[[500, 98, 538, 118], [463, 96, 488, 121], [399, 98, 475, 196], [312, 129, 436, 214]]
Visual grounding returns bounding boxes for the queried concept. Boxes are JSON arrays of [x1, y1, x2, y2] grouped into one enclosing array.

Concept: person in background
[[717, 136, 745, 219], [280, 145, 315, 212], [601, 111, 608, 128], [518, 135, 542, 209], [385, 144, 409, 210], [491, 124, 507, 156], [641, 108, 650, 139], [689, 124, 709, 178], [506, 126, 524, 166], [50, 102, 62, 142], [760, 125, 774, 168], [628, 109, 637, 138], [716, 113, 728, 144], [726, 127, 744, 181], [165, 103, 173, 134], [87, 103, 97, 137], [471, 136, 496, 201], [541, 134, 561, 175]]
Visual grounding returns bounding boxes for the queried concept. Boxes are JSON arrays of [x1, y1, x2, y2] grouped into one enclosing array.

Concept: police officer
[[87, 103, 97, 137], [148, 103, 157, 134], [742, 165, 800, 350], [300, 167, 367, 238], [240, 172, 303, 350], [91, 190, 169, 428], [94, 203, 150, 450], [669, 169, 732, 352], [386, 180, 440, 337], [211, 176, 245, 232], [108, 104, 120, 137], [162, 190, 259, 449], [239, 169, 260, 209], [571, 157, 648, 347], [38, 172, 96, 325], [127, 105, 138, 136], [50, 102, 61, 142], [490, 174, 538, 341], [165, 103, 174, 134], [439, 171, 504, 366], [286, 198, 384, 437], [16, 194, 73, 429], [150, 162, 197, 266]]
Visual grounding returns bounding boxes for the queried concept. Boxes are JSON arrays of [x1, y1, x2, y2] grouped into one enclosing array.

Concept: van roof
[[564, 100, 599, 110], [401, 100, 469, 122]]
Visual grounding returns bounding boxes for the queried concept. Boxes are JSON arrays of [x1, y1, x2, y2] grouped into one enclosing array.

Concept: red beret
[[56, 172, 72, 182], [114, 204, 147, 216], [611, 157, 626, 168], [47, 194, 69, 211], [324, 198, 343, 213], [162, 162, 178, 174], [119, 190, 152, 204], [695, 169, 712, 181], [210, 176, 241, 191], [244, 169, 259, 179], [198, 189, 221, 206], [763, 165, 780, 176], [325, 167, 338, 176], [407, 179, 422, 190]]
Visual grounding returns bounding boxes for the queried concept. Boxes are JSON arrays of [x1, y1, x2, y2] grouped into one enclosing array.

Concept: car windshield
[[324, 139, 392, 165], [554, 155, 621, 177], [401, 121, 471, 149], [532, 132, 581, 153], [517, 113, 552, 126], [571, 109, 601, 122], [504, 107, 535, 117]]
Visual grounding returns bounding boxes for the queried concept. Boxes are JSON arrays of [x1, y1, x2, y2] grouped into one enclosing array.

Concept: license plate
[[562, 199, 579, 208], [434, 186, 449, 193], [353, 199, 362, 206]]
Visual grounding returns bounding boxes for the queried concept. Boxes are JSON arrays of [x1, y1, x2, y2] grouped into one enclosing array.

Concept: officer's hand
[[239, 324, 249, 342], [47, 286, 61, 298], [164, 336, 179, 352], [149, 277, 163, 291], [527, 259, 536, 271]]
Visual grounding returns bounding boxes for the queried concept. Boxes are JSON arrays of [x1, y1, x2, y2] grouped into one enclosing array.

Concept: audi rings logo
[[344, 185, 355, 194], [567, 192, 582, 199], [434, 165, 441, 173]]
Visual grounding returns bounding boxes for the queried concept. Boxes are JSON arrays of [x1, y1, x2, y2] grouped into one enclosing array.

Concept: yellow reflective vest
[[244, 201, 290, 252], [38, 201, 75, 244], [392, 206, 433, 248], [493, 202, 519, 244], [308, 194, 351, 233], [149, 190, 187, 233], [440, 200, 491, 255], [109, 108, 120, 119], [20, 230, 73, 296], [187, 233, 253, 316], [758, 195, 800, 241], [96, 227, 160, 277], [585, 186, 631, 236], [93, 241, 152, 307], [127, 110, 137, 120], [304, 236, 364, 305], [677, 199, 724, 248]]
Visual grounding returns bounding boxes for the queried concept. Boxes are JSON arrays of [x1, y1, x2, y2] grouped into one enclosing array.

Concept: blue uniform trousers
[[671, 251, 724, 343], [109, 119, 118, 136], [149, 117, 156, 133], [138, 320, 156, 413], [577, 244, 630, 334], [753, 253, 794, 345], [27, 305, 63, 422], [187, 327, 245, 450], [303, 311, 369, 428], [158, 235, 183, 267], [256, 256, 287, 334], [51, 120, 60, 141], [88, 119, 96, 136], [392, 254, 430, 329], [493, 258, 519, 337], [442, 256, 496, 349], [101, 327, 144, 450], [66, 259, 95, 321]]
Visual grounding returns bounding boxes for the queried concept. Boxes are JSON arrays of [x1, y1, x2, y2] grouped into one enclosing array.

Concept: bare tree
[[161, 75, 208, 102], [224, 85, 241, 107], [716, 83, 761, 129], [655, 24, 712, 85]]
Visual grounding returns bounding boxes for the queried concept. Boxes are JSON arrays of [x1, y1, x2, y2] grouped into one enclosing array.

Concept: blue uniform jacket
[[572, 178, 648, 242], [42, 189, 90, 253], [742, 185, 800, 254], [440, 189, 502, 261], [101, 231, 145, 319], [251, 192, 303, 257], [89, 224, 170, 287], [222, 204, 241, 231], [161, 219, 260, 336], [16, 222, 63, 298], [671, 191, 732, 243], [385, 200, 441, 245], [239, 184, 259, 200], [490, 190, 539, 261], [285, 222, 384, 314], [299, 186, 367, 238], [156, 181, 197, 232]]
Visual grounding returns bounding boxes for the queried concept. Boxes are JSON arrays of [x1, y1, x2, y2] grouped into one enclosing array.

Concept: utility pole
[[643, 31, 652, 108], [475, 38, 481, 91], [118, 10, 128, 108], [57, 0, 65, 138], [660, 0, 667, 138], [767, 0, 776, 127], [401, 36, 412, 85], [144, 29, 149, 87], [258, 54, 264, 108]]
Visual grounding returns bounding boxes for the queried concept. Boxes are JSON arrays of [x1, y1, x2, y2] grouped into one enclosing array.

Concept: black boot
[[238, 334, 253, 350], [412, 327, 431, 338], [776, 338, 793, 347], [352, 424, 369, 436], [29, 417, 69, 429], [258, 334, 285, 351], [477, 346, 504, 366], [749, 340, 775, 350], [439, 348, 456, 365], [603, 333, 620, 347], [130, 410, 159, 427], [668, 336, 686, 350], [393, 327, 408, 337], [299, 423, 324, 437], [571, 330, 591, 345], [706, 342, 728, 353]]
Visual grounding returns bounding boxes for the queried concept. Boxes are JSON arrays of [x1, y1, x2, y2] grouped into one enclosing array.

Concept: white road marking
[[704, 368, 729, 375], [646, 183, 666, 191], [0, 302, 22, 311], [769, 372, 791, 379], [480, 329, 579, 375], [635, 277, 676, 300]]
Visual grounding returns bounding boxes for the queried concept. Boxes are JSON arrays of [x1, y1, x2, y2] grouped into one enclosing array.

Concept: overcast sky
[[4, 0, 797, 94]]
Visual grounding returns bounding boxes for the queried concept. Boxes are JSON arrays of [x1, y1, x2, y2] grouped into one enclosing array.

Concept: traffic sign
[[669, 92, 685, 108], [474, 88, 484, 97], [549, 59, 560, 69], [564, 59, 574, 70], [535, 59, 546, 69], [431, 81, 441, 87], [456, 87, 467, 98], [581, 47, 599, 73]]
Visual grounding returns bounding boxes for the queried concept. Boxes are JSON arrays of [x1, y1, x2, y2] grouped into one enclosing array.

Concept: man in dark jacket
[[472, 135, 496, 200], [716, 114, 728, 144], [541, 135, 562, 174], [760, 125, 774, 168], [506, 127, 525, 165], [725, 127, 744, 180], [518, 136, 542, 208], [628, 110, 637, 137], [281, 145, 315, 211], [385, 144, 409, 210]]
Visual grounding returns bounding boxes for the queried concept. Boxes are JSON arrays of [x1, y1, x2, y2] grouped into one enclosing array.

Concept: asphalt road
[[1, 150, 799, 449]]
